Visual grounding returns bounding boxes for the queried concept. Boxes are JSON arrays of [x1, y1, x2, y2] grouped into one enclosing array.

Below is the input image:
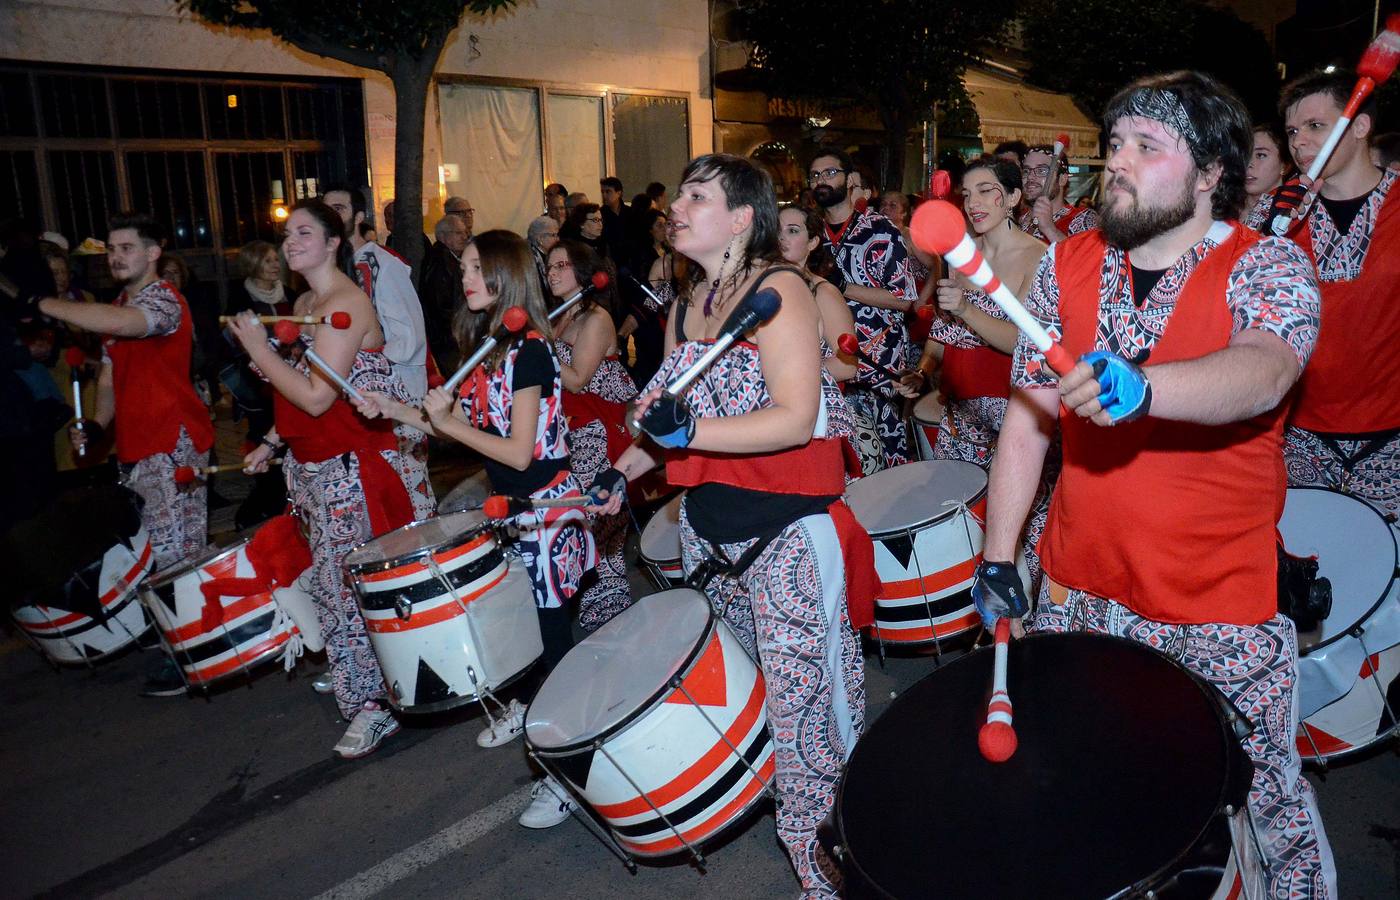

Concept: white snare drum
[[344, 510, 542, 714], [846, 460, 989, 647], [526, 589, 775, 860], [13, 528, 153, 665], [638, 493, 685, 589], [911, 393, 946, 462], [1278, 487, 1400, 762], [140, 529, 314, 689]]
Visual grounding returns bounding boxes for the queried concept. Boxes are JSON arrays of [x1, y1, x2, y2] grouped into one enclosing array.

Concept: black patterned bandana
[[1119, 88, 1201, 150]]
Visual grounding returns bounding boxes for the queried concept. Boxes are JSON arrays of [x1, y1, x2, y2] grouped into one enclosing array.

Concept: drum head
[[912, 392, 945, 426], [639, 493, 683, 563], [845, 460, 986, 536], [526, 589, 713, 750], [835, 632, 1237, 899], [343, 510, 487, 571], [1279, 488, 1398, 649]]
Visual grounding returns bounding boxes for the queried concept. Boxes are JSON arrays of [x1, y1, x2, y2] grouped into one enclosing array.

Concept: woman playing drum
[[229, 200, 416, 759], [594, 154, 871, 898]]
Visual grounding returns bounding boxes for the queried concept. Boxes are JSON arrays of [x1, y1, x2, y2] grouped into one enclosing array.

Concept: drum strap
[[686, 530, 782, 598], [1315, 428, 1400, 472]]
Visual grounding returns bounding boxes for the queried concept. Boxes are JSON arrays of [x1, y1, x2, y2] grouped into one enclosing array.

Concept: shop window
[[611, 93, 689, 197]]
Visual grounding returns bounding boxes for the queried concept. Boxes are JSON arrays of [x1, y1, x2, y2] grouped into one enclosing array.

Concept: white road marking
[[309, 783, 532, 900]]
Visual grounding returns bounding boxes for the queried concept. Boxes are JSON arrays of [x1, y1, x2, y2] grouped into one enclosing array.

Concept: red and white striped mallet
[[837, 332, 905, 383], [174, 458, 284, 484], [1272, 15, 1400, 236], [273, 320, 364, 402], [64, 347, 90, 457], [443, 306, 530, 394], [482, 493, 588, 519], [220, 311, 352, 328], [978, 617, 1018, 763], [911, 200, 1076, 377], [929, 169, 952, 201], [548, 270, 611, 323]]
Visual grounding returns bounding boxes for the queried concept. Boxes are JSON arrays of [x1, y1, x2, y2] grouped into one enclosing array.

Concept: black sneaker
[[140, 657, 188, 697]]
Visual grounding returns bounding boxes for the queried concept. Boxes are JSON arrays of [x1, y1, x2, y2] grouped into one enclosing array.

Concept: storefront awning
[[963, 68, 1100, 162]]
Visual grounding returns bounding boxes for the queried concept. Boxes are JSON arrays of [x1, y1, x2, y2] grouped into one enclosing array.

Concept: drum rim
[[526, 598, 721, 755], [342, 511, 494, 576], [140, 535, 252, 591], [830, 631, 1248, 898], [848, 459, 989, 538], [911, 392, 945, 426], [1287, 486, 1399, 654], [638, 494, 685, 562]]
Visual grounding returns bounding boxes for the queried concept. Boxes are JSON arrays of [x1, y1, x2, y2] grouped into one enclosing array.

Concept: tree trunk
[[882, 115, 910, 195], [387, 55, 437, 282]]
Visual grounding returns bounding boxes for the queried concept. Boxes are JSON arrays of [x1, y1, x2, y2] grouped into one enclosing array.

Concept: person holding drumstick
[[593, 154, 871, 898], [227, 200, 416, 759], [977, 72, 1334, 896]]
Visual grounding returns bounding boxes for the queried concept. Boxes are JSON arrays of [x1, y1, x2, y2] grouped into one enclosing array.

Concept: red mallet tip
[[1055, 132, 1070, 149], [502, 306, 529, 332], [273, 320, 301, 344], [328, 311, 352, 329], [915, 303, 936, 322], [910, 199, 970, 256], [483, 495, 510, 519], [836, 333, 860, 356], [591, 270, 610, 290], [64, 347, 86, 368], [978, 720, 1018, 763], [929, 169, 952, 201], [174, 466, 198, 485], [1388, 13, 1400, 33]]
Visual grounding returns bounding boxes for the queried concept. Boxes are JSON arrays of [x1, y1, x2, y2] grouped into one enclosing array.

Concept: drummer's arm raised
[[984, 386, 1057, 562]]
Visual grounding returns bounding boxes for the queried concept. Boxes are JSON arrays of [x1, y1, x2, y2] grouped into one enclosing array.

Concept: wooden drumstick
[[175, 459, 283, 483], [221, 311, 352, 328], [837, 332, 906, 383], [548, 270, 611, 323], [483, 494, 590, 519], [978, 618, 1018, 763]]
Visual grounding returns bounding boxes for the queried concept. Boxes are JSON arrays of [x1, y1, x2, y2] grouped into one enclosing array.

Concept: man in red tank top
[[978, 73, 1335, 897], [1278, 69, 1400, 521], [37, 213, 215, 576]]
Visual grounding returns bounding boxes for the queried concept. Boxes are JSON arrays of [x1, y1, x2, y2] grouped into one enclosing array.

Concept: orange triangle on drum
[[665, 631, 727, 706]]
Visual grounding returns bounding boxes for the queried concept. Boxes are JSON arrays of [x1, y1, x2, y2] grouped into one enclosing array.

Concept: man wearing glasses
[[1018, 145, 1099, 243], [810, 148, 918, 470]]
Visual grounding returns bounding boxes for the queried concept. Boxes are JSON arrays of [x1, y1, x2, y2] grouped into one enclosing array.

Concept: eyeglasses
[[807, 167, 846, 184], [1022, 165, 1051, 178], [447, 207, 474, 216], [548, 260, 573, 272], [585, 215, 603, 223]]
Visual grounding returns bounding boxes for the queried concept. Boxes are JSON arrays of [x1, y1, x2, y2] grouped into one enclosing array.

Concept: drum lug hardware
[[1224, 805, 1235, 816], [394, 594, 412, 621]]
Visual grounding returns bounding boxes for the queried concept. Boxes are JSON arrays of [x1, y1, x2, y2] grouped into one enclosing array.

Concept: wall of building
[[1, 0, 713, 226]]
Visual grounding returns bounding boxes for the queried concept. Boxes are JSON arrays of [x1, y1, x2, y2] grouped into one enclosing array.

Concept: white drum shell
[[638, 493, 685, 589]]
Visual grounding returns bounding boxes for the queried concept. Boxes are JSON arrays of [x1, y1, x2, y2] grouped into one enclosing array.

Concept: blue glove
[[587, 467, 627, 504], [971, 560, 1030, 630], [638, 395, 696, 449], [1081, 350, 1152, 424]]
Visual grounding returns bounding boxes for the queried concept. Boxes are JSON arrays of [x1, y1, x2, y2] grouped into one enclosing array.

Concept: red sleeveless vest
[[1039, 225, 1287, 625], [105, 282, 215, 464], [1290, 183, 1400, 432]]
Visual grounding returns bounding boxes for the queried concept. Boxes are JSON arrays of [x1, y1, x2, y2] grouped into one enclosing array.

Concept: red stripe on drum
[[616, 754, 777, 856], [163, 592, 276, 645], [363, 568, 507, 633], [878, 558, 978, 602], [1296, 722, 1351, 757], [870, 609, 981, 643], [23, 543, 153, 631], [185, 631, 291, 683], [593, 674, 767, 819], [1360, 652, 1383, 679], [354, 532, 494, 584]]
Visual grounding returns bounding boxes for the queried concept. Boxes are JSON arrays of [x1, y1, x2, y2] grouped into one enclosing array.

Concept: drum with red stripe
[[1278, 487, 1400, 763], [140, 533, 312, 689], [911, 392, 946, 461], [12, 528, 153, 665], [526, 588, 775, 859], [846, 460, 989, 647], [638, 492, 685, 589], [343, 510, 542, 714]]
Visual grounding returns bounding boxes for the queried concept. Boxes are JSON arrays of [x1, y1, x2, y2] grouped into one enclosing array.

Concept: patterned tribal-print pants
[[846, 387, 909, 471], [507, 472, 595, 612], [679, 504, 865, 899], [122, 427, 208, 573], [286, 451, 394, 719], [1033, 591, 1336, 900], [567, 419, 633, 631], [395, 425, 438, 521], [1284, 425, 1400, 522]]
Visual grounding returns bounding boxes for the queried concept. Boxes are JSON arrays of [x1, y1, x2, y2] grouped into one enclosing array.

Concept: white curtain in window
[[611, 94, 689, 197], [438, 83, 542, 235], [546, 94, 604, 201]]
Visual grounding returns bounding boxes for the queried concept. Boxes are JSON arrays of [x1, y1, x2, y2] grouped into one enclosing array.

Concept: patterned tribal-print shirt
[[103, 280, 182, 363], [257, 333, 409, 402], [1012, 221, 1321, 388], [460, 336, 569, 463], [1018, 205, 1100, 242], [925, 288, 1008, 350], [1243, 190, 1275, 232], [820, 208, 917, 386], [556, 339, 638, 404], [1305, 168, 1397, 283]]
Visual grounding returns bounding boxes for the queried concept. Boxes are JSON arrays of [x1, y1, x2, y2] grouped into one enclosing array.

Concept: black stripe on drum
[[875, 587, 974, 623], [355, 547, 505, 610], [612, 726, 772, 840], [171, 611, 277, 665], [27, 592, 142, 639]]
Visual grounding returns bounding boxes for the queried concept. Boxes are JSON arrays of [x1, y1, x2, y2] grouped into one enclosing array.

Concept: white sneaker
[[334, 700, 400, 759], [518, 775, 578, 829], [476, 698, 526, 748], [311, 672, 333, 694]]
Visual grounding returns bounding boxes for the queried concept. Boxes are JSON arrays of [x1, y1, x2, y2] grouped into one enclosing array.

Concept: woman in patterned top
[[546, 239, 638, 631], [1244, 120, 1292, 231], [230, 201, 416, 760]]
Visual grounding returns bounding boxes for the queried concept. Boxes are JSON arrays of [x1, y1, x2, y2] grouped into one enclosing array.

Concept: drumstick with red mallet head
[[272, 320, 365, 402], [548, 270, 611, 323], [483, 493, 592, 519], [220, 311, 353, 328], [442, 306, 531, 394], [1272, 16, 1400, 236], [64, 347, 90, 457], [174, 458, 284, 484], [978, 617, 1018, 763], [911, 169, 955, 322], [837, 332, 906, 383], [911, 200, 1076, 377]]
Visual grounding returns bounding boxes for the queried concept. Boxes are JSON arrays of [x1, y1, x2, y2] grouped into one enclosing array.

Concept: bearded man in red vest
[[37, 213, 215, 573], [1278, 69, 1400, 522], [975, 72, 1336, 897]]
